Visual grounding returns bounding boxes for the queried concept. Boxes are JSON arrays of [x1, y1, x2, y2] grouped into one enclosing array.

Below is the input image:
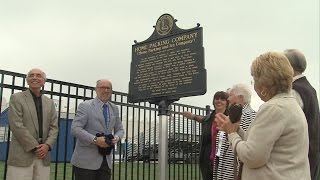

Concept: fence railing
[[0, 69, 210, 180]]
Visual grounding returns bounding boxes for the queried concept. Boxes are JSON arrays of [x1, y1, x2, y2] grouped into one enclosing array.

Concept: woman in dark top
[[182, 91, 228, 180]]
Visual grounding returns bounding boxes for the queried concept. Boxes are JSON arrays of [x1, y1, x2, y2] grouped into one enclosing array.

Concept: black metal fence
[[0, 69, 209, 180]]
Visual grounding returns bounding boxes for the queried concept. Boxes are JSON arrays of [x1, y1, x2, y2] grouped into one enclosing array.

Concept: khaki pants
[[6, 157, 50, 180]]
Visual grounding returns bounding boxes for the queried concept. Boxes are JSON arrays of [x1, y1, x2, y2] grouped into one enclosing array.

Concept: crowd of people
[[5, 48, 319, 180], [183, 49, 319, 180]]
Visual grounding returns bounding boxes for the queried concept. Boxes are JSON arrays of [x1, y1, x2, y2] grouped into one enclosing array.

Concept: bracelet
[[45, 143, 51, 151], [228, 132, 237, 137], [115, 136, 119, 142], [93, 136, 97, 145]]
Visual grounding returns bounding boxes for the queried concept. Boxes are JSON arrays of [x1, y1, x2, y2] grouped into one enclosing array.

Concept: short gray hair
[[284, 49, 307, 73], [229, 83, 252, 103], [96, 79, 112, 89], [26, 68, 46, 80]]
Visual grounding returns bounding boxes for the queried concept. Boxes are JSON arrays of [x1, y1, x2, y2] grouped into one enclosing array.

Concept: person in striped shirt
[[213, 83, 256, 180]]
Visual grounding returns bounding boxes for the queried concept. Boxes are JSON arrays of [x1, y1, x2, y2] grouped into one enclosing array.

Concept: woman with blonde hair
[[215, 52, 310, 180]]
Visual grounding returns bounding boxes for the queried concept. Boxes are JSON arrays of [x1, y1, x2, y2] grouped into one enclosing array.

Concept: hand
[[112, 136, 119, 145], [35, 144, 50, 159], [96, 136, 110, 148], [182, 111, 194, 120], [215, 113, 240, 134]]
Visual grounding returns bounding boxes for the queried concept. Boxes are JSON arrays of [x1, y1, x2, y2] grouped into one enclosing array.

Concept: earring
[[261, 90, 267, 97]]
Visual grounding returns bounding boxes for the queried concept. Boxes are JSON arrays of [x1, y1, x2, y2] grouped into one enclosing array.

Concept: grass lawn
[[0, 161, 201, 180]]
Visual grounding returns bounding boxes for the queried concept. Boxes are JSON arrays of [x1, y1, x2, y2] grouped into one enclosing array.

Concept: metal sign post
[[158, 115, 168, 180], [157, 99, 173, 180]]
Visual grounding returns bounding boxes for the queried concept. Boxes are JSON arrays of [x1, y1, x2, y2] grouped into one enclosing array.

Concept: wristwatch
[[93, 136, 97, 144]]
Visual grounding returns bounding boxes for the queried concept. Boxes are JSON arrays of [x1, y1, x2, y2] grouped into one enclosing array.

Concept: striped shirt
[[213, 103, 256, 180]]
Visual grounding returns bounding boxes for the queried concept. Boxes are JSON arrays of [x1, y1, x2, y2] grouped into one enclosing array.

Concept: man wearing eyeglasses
[[6, 68, 59, 180], [71, 79, 124, 180]]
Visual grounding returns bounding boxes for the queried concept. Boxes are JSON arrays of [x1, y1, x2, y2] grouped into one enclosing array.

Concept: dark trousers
[[200, 163, 213, 180], [199, 145, 213, 180], [200, 156, 213, 180], [311, 164, 320, 180], [74, 158, 111, 180]]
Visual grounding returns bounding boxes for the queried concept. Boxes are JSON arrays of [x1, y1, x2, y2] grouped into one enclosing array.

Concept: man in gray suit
[[71, 79, 124, 180], [7, 68, 59, 180]]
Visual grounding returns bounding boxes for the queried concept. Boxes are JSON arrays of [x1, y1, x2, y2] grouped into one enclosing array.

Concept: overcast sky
[[0, 0, 319, 110]]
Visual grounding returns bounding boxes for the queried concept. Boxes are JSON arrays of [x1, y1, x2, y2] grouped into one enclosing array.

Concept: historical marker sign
[[128, 14, 206, 103]]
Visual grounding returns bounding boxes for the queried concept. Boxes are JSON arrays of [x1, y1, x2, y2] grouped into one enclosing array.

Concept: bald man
[[71, 79, 124, 180]]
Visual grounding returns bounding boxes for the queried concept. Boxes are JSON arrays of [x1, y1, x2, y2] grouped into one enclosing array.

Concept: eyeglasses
[[97, 86, 111, 90], [27, 73, 44, 79]]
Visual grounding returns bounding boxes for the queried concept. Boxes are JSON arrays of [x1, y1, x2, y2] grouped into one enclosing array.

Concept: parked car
[[126, 154, 138, 162], [184, 152, 199, 164], [169, 150, 185, 163], [139, 144, 158, 162]]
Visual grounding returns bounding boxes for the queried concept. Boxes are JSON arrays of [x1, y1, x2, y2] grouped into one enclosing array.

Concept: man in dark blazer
[[71, 79, 124, 180], [285, 49, 320, 180], [7, 68, 59, 180]]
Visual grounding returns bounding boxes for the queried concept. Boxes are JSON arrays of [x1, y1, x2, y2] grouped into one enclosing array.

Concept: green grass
[[0, 161, 200, 180], [0, 162, 3, 180]]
